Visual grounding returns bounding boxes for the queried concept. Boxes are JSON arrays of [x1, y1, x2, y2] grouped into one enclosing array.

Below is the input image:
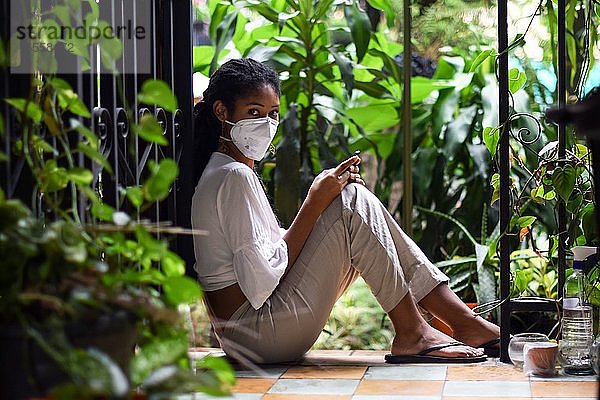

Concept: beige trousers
[[215, 183, 448, 363]]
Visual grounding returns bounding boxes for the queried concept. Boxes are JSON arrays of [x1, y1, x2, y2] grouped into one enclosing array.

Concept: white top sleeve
[[216, 168, 288, 309]]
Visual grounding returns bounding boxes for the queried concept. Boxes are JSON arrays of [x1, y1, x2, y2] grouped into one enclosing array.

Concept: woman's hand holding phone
[[305, 152, 364, 212]]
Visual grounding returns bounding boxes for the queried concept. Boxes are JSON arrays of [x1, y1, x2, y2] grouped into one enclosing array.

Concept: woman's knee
[[341, 183, 381, 211], [341, 182, 363, 203]]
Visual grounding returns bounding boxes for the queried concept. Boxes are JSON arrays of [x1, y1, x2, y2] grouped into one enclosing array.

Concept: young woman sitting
[[191, 58, 500, 364]]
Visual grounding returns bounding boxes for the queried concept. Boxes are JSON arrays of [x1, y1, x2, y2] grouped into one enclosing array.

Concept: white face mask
[[221, 116, 279, 161]]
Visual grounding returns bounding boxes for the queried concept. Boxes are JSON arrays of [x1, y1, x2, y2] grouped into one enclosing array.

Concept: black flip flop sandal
[[385, 341, 488, 364]]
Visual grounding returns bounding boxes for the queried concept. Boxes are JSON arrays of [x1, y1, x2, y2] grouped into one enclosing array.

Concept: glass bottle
[[558, 246, 596, 375]]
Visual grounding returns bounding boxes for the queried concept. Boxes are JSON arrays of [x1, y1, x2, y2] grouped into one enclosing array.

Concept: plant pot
[[0, 310, 137, 399]]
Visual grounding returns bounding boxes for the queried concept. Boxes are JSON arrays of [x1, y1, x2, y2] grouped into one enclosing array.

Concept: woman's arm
[[283, 155, 364, 270]]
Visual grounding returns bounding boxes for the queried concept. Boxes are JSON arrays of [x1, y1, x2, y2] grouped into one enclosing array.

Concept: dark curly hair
[[192, 58, 281, 186]]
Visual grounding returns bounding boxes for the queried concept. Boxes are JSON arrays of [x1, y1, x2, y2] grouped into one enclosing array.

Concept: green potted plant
[[0, 2, 234, 398], [0, 81, 235, 399]]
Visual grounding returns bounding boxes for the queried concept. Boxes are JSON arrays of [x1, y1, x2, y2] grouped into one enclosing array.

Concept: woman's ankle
[[451, 315, 500, 346]]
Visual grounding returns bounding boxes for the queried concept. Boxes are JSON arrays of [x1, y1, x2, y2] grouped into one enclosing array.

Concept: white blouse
[[191, 152, 288, 310]]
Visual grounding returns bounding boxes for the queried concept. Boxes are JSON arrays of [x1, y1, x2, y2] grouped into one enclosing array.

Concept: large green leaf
[[83, 7, 100, 29], [91, 202, 115, 222], [443, 105, 477, 158], [138, 80, 178, 113], [193, 46, 215, 75], [566, 2, 577, 85], [371, 32, 403, 57], [134, 114, 168, 146], [32, 135, 57, 154], [349, 132, 396, 159], [131, 333, 189, 385], [77, 142, 113, 174], [161, 251, 186, 277], [508, 68, 527, 93], [482, 126, 500, 157], [231, 10, 251, 53], [530, 185, 556, 204], [434, 57, 459, 80], [246, 45, 281, 62], [467, 49, 495, 73], [70, 118, 99, 149], [298, 0, 313, 17], [246, 1, 280, 23], [366, 0, 396, 28], [97, 21, 123, 71], [551, 164, 577, 202], [210, 7, 237, 74], [411, 77, 454, 104], [67, 167, 93, 185], [331, 50, 354, 94], [51, 81, 91, 118], [516, 216, 537, 228], [431, 88, 458, 137], [39, 19, 61, 46], [41, 159, 68, 192], [369, 48, 401, 85], [475, 262, 497, 306], [514, 269, 532, 294], [345, 100, 400, 132], [434, 56, 464, 78], [163, 275, 202, 305], [143, 159, 179, 202], [52, 4, 70, 26], [126, 186, 143, 208], [195, 355, 236, 387], [354, 81, 393, 99], [314, 0, 336, 20], [5, 98, 43, 123], [344, 2, 371, 63]]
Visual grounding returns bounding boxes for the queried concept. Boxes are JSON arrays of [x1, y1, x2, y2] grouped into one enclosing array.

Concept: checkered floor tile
[[185, 348, 599, 400]]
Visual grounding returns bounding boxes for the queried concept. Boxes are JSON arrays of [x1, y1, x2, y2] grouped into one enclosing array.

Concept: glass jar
[[508, 332, 550, 369]]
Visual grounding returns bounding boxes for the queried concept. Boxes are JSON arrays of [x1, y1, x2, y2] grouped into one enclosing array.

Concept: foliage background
[[189, 0, 600, 349]]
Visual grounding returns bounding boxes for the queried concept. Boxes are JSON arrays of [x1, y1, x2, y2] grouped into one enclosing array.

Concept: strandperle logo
[[10, 0, 152, 74], [15, 20, 147, 41]]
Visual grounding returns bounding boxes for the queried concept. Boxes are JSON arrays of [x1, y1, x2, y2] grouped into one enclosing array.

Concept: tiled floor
[[186, 348, 599, 400]]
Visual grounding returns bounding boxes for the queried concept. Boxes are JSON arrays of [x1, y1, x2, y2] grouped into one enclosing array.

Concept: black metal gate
[[1, 0, 196, 272]]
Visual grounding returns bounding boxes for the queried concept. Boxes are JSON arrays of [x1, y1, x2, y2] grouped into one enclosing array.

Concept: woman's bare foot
[[391, 321, 484, 358], [451, 313, 501, 349]]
